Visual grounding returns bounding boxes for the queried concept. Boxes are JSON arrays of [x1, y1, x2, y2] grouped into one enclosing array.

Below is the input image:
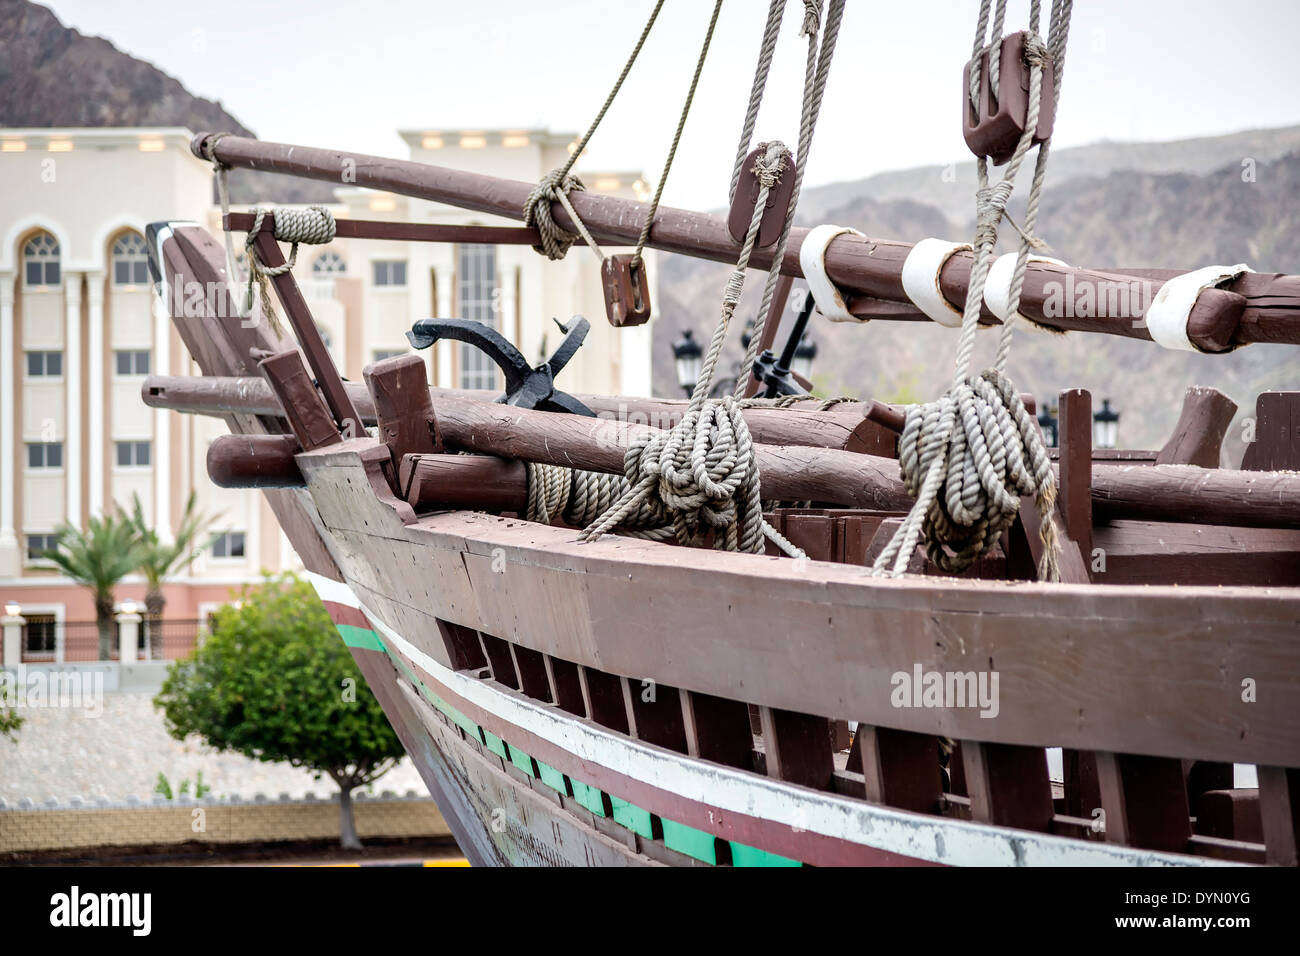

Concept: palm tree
[[128, 492, 215, 646], [43, 511, 144, 659]]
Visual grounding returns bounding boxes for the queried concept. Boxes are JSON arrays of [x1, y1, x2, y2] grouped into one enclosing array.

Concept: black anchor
[[407, 316, 595, 416]]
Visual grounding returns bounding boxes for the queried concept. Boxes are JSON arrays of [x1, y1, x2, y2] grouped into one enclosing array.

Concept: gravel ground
[[0, 690, 427, 805]]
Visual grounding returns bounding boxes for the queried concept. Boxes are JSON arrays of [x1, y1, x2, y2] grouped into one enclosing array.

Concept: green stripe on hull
[[536, 760, 567, 794], [336, 623, 386, 652], [508, 744, 538, 778], [730, 842, 802, 867], [609, 796, 654, 840], [662, 819, 717, 864], [569, 778, 606, 817]]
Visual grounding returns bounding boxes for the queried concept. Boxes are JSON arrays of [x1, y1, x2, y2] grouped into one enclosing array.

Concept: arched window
[[111, 232, 149, 286], [23, 232, 60, 287], [312, 251, 346, 275]]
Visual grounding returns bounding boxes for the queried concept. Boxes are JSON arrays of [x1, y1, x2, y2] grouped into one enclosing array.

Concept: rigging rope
[[562, 0, 846, 558], [871, 0, 1074, 581]]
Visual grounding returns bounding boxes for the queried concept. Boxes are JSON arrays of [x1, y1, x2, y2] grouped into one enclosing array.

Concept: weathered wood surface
[[144, 373, 1300, 528], [1157, 386, 1237, 468], [295, 441, 1300, 768], [142, 374, 892, 456], [192, 133, 1300, 349]]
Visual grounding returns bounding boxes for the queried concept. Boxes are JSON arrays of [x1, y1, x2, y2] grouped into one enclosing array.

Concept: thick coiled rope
[[871, 0, 1072, 582]]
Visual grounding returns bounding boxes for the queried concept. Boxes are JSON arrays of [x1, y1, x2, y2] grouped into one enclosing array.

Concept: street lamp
[[3, 601, 20, 618], [1037, 399, 1059, 447], [791, 335, 817, 381], [671, 329, 703, 398], [1093, 398, 1120, 449]]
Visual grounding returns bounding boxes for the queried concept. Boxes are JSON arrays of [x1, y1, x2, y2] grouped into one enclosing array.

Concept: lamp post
[[671, 329, 703, 398], [1037, 399, 1059, 447], [1093, 398, 1120, 449]]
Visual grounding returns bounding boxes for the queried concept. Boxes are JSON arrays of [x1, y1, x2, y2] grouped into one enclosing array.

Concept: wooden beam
[[1156, 386, 1237, 468], [194, 132, 1300, 349]]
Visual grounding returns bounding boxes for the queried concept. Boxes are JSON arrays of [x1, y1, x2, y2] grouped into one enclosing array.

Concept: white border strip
[[799, 224, 864, 323], [901, 238, 971, 328], [310, 572, 1227, 868], [1146, 264, 1252, 351]]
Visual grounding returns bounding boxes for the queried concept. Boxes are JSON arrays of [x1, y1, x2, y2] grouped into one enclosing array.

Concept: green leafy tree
[[42, 511, 144, 659], [128, 491, 216, 624], [0, 707, 22, 743], [154, 574, 405, 849]]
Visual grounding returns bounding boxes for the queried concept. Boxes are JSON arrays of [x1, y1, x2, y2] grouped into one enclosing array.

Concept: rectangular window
[[114, 259, 149, 286], [26, 442, 63, 469], [23, 614, 58, 656], [115, 441, 151, 467], [210, 531, 246, 559], [372, 260, 407, 287], [25, 533, 59, 562], [26, 260, 60, 287], [372, 348, 407, 364], [114, 350, 151, 375], [25, 350, 63, 377], [457, 244, 499, 390]]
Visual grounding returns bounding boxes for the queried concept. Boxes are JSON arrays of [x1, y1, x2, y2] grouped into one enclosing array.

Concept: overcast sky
[[40, 0, 1300, 209]]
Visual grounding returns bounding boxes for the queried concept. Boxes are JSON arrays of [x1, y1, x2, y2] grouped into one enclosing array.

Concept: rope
[[872, 0, 1073, 582], [522, 0, 665, 261], [632, 0, 724, 265], [729, 0, 787, 202], [565, 1, 845, 560], [203, 135, 337, 328]]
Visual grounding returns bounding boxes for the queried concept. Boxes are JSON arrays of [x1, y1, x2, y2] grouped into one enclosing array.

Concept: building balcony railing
[[16, 619, 205, 664]]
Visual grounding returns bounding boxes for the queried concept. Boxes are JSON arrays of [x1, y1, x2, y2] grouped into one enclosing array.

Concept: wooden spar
[[193, 132, 1300, 349], [141, 375, 894, 455], [145, 372, 1300, 529]]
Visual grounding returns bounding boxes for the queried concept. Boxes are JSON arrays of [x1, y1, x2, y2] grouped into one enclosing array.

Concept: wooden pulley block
[[727, 143, 796, 247], [962, 31, 1056, 165], [601, 254, 652, 327]]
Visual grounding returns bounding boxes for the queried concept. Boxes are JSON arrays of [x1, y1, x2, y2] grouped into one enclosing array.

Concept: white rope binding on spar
[[900, 237, 972, 327], [1145, 263, 1253, 351], [983, 251, 1068, 335], [799, 223, 864, 322]]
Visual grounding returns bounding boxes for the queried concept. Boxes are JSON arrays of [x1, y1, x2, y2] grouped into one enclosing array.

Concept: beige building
[[0, 126, 654, 660]]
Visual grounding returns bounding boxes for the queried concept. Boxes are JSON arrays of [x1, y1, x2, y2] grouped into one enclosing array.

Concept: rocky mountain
[[0, 1, 333, 203], [655, 140, 1300, 459]]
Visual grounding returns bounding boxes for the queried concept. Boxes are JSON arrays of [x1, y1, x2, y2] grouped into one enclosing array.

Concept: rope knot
[[800, 0, 823, 36], [1022, 31, 1050, 68], [523, 168, 587, 260], [751, 141, 788, 189], [878, 368, 1060, 580]]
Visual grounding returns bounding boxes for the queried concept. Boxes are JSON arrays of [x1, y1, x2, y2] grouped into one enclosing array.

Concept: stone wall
[[0, 793, 451, 853]]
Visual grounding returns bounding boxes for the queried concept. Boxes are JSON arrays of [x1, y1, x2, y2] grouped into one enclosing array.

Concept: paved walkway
[[0, 690, 426, 805]]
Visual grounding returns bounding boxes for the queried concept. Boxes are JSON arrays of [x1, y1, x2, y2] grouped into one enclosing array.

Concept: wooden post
[[962, 741, 1055, 832], [1156, 386, 1237, 468], [679, 691, 755, 770], [758, 706, 834, 791], [1094, 751, 1191, 853]]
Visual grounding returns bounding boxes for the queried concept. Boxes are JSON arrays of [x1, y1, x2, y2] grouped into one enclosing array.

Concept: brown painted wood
[[543, 656, 586, 717], [225, 212, 540, 246], [1241, 392, 1300, 471], [193, 133, 1300, 348], [1091, 520, 1300, 586], [401, 454, 528, 512], [577, 666, 629, 735], [623, 679, 688, 754], [207, 433, 304, 488], [1156, 386, 1237, 468], [679, 691, 755, 770], [1257, 765, 1300, 866], [478, 632, 519, 690], [856, 725, 943, 814], [250, 221, 362, 432], [962, 741, 1055, 832], [509, 643, 553, 703], [1193, 790, 1262, 843], [1057, 388, 1093, 560], [142, 375, 893, 456], [364, 354, 441, 460], [258, 351, 341, 450], [436, 619, 488, 672], [1095, 752, 1191, 853], [1062, 750, 1102, 822], [758, 706, 834, 791]]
